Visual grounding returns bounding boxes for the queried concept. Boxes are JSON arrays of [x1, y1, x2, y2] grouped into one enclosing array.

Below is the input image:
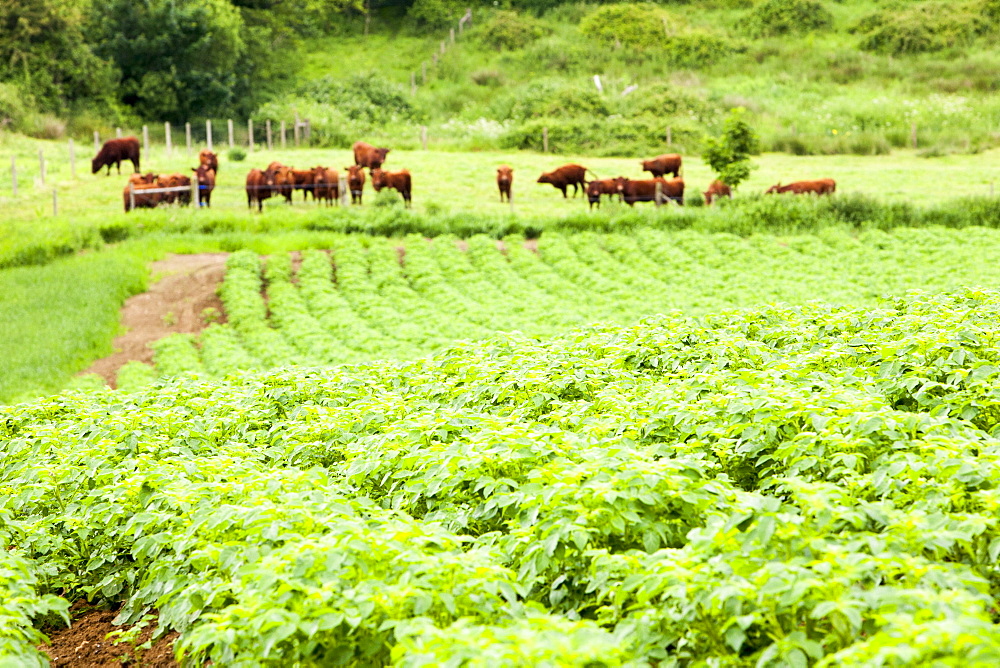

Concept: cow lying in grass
[[766, 179, 836, 195]]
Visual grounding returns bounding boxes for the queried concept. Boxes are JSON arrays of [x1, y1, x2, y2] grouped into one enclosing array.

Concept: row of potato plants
[[7, 287, 1000, 665]]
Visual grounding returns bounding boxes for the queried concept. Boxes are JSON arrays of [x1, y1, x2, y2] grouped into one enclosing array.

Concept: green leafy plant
[[702, 107, 760, 188]]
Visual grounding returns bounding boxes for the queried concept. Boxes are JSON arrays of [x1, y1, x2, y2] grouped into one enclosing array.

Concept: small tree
[[702, 107, 760, 188]]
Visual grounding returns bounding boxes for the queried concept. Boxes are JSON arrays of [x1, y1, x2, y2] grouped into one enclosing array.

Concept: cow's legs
[[560, 185, 567, 198]]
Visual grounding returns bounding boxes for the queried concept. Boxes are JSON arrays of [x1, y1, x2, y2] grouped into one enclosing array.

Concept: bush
[[491, 81, 611, 121], [621, 84, 720, 121], [407, 0, 466, 28], [852, 2, 988, 55], [0, 83, 31, 130], [476, 10, 550, 50], [579, 3, 670, 49], [294, 73, 419, 125], [228, 147, 247, 162], [743, 0, 833, 38]]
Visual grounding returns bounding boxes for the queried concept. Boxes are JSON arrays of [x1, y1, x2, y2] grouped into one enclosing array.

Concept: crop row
[[135, 226, 1000, 382], [6, 288, 1000, 664]]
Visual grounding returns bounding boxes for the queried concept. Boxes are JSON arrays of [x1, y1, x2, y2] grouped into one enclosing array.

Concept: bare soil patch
[[40, 605, 178, 668], [83, 253, 228, 387]]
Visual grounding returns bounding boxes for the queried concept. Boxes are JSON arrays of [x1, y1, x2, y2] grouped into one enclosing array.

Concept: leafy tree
[[702, 107, 760, 188]]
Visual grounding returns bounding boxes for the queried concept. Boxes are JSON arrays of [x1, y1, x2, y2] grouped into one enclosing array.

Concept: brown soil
[[40, 606, 179, 668], [82, 253, 228, 388], [524, 238, 539, 253]]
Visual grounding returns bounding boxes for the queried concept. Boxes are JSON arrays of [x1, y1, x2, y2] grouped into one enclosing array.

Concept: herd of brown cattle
[[94, 138, 835, 213]]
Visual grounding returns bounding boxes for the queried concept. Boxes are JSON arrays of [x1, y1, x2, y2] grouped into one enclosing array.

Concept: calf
[[537, 164, 589, 198], [353, 141, 391, 170], [198, 149, 219, 174], [290, 168, 316, 201], [246, 166, 277, 212], [496, 165, 513, 203], [586, 178, 620, 209], [94, 137, 141, 175], [641, 154, 682, 179], [192, 164, 216, 207], [313, 167, 340, 206], [615, 177, 685, 206], [157, 173, 192, 205], [703, 179, 732, 205], [766, 179, 836, 195], [345, 165, 366, 204], [268, 161, 295, 203], [123, 177, 161, 212], [371, 168, 412, 207]]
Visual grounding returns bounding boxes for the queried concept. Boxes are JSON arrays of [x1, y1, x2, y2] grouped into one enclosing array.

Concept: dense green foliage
[[8, 287, 1000, 664], [742, 0, 833, 38], [702, 107, 760, 187]]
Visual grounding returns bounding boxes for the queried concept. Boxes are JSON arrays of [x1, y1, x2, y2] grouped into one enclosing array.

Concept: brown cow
[[641, 154, 682, 179], [246, 167, 277, 212], [123, 177, 161, 213], [94, 137, 141, 175], [497, 165, 513, 203], [157, 173, 192, 205], [290, 168, 317, 201], [198, 149, 219, 174], [765, 179, 836, 195], [615, 177, 685, 206], [268, 161, 295, 203], [313, 167, 340, 206], [353, 141, 391, 170], [586, 178, 620, 209], [345, 165, 366, 205], [537, 164, 590, 198], [703, 179, 732, 205], [192, 165, 216, 207], [371, 168, 412, 207]]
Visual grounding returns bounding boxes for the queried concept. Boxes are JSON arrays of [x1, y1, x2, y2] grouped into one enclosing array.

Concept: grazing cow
[[246, 167, 277, 212], [198, 149, 219, 174], [765, 179, 836, 195], [290, 168, 317, 201], [123, 178, 161, 213], [615, 177, 685, 206], [371, 168, 412, 207], [586, 178, 621, 209], [497, 165, 513, 203], [93, 137, 141, 175], [345, 165, 366, 205], [537, 164, 590, 198], [313, 167, 340, 206], [192, 164, 216, 207], [353, 141, 391, 170], [641, 154, 682, 179], [268, 161, 295, 203], [703, 179, 732, 205], [157, 173, 192, 205]]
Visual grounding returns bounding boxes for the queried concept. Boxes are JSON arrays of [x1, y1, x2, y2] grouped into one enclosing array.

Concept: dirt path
[[83, 253, 228, 387]]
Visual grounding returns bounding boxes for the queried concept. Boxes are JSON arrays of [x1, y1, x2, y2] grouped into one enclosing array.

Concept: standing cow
[[496, 165, 513, 203], [198, 149, 219, 174], [353, 141, 391, 170], [192, 164, 216, 207], [93, 137, 141, 175], [641, 154, 682, 179], [246, 166, 277, 212], [313, 167, 340, 206], [345, 165, 366, 205], [290, 168, 316, 201], [586, 178, 620, 209], [267, 161, 295, 203], [371, 168, 412, 207], [537, 164, 591, 198], [615, 177, 685, 206], [703, 179, 732, 205]]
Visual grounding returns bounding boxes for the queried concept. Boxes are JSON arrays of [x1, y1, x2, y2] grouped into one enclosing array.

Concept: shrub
[[294, 73, 418, 125], [702, 107, 760, 187], [228, 147, 247, 162], [471, 70, 504, 87], [0, 83, 31, 130], [622, 84, 719, 121], [743, 0, 833, 38], [580, 4, 670, 50], [491, 81, 611, 121], [407, 0, 465, 28], [852, 2, 988, 55], [476, 11, 549, 51]]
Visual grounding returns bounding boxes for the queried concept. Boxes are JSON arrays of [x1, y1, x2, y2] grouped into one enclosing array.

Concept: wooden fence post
[[421, 125, 428, 150], [910, 122, 918, 149], [509, 185, 514, 214], [116, 127, 122, 138], [440, 41, 446, 55], [266, 120, 273, 150], [450, 28, 455, 43], [206, 119, 213, 151], [666, 126, 672, 146], [305, 119, 311, 144], [10, 156, 16, 196], [228, 119, 234, 149], [185, 122, 192, 155], [52, 188, 58, 216], [433, 53, 438, 66], [655, 180, 663, 207], [129, 182, 135, 212], [280, 121, 286, 149], [142, 125, 149, 156], [422, 61, 427, 84], [191, 179, 199, 207], [339, 174, 348, 206], [411, 72, 416, 95], [542, 127, 549, 153], [165, 122, 172, 156], [38, 149, 45, 186], [294, 112, 300, 147], [93, 131, 100, 152], [248, 119, 254, 150], [68, 139, 76, 179]]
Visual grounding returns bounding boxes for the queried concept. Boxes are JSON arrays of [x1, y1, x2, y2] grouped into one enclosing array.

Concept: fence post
[[10, 157, 16, 196], [248, 119, 254, 150], [305, 119, 311, 144], [280, 121, 286, 149], [450, 28, 455, 43], [411, 72, 416, 95], [185, 122, 192, 155], [433, 53, 438, 66], [440, 41, 446, 55], [165, 122, 172, 156], [38, 149, 45, 186], [93, 131, 100, 152], [910, 122, 918, 149], [542, 127, 548, 153], [129, 182, 135, 212], [294, 112, 300, 147], [52, 188, 58, 216], [666, 126, 672, 146], [266, 120, 273, 150], [68, 139, 76, 179], [509, 185, 514, 214], [206, 119, 213, 151], [655, 180, 663, 207], [339, 174, 348, 206], [422, 61, 427, 84], [116, 127, 122, 138], [142, 125, 149, 156], [228, 119, 234, 149], [421, 125, 428, 150], [191, 179, 199, 207]]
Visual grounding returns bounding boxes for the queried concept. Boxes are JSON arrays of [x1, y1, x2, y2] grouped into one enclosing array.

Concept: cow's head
[[311, 166, 329, 185], [192, 164, 215, 186], [375, 147, 390, 164], [91, 157, 101, 174], [497, 166, 513, 180], [346, 165, 365, 186], [613, 176, 630, 193], [370, 168, 386, 190], [765, 183, 781, 194], [537, 172, 552, 185]]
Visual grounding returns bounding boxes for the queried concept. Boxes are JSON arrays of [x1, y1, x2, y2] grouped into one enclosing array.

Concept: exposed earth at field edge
[[83, 253, 228, 387], [40, 604, 178, 667]]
